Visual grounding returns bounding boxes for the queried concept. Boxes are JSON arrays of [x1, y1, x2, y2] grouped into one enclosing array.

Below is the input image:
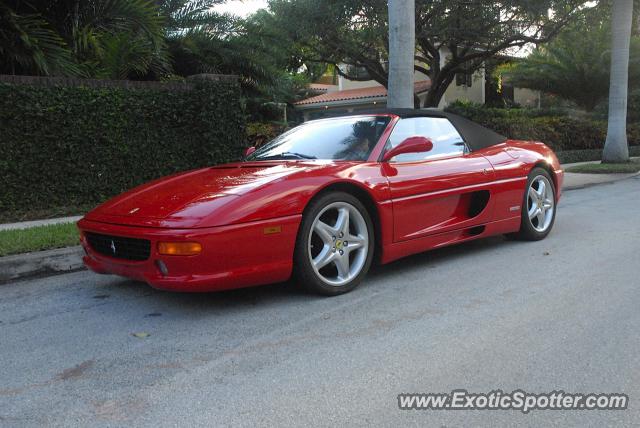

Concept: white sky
[[214, 0, 269, 17]]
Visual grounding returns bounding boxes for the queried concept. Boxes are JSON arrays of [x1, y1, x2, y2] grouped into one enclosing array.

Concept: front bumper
[[78, 215, 301, 292]]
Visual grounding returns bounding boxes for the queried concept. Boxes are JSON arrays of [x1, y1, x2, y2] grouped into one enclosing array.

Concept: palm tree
[[387, 0, 415, 109], [55, 0, 168, 79], [160, 0, 228, 35], [499, 14, 638, 112], [603, 0, 634, 163], [162, 1, 308, 117], [0, 0, 167, 79], [0, 3, 80, 76]]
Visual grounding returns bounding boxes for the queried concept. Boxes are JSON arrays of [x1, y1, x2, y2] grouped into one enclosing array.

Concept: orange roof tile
[[308, 83, 337, 93], [295, 80, 431, 106]]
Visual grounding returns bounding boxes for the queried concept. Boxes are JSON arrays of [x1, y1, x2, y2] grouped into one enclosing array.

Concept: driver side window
[[386, 117, 467, 162]]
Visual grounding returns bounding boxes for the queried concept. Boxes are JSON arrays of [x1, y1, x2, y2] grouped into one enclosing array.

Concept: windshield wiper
[[257, 152, 317, 160]]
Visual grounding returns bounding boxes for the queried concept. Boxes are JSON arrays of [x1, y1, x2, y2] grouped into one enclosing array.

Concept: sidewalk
[[0, 215, 83, 232], [562, 158, 640, 190], [0, 215, 85, 281]]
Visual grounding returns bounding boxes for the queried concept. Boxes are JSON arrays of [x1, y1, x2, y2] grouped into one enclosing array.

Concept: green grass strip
[[566, 159, 640, 174], [0, 222, 80, 257]]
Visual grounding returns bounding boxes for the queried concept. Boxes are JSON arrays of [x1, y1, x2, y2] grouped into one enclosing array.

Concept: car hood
[[84, 161, 324, 228]]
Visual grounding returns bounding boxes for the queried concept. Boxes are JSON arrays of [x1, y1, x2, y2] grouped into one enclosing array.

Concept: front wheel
[[293, 192, 375, 296], [511, 167, 557, 241]]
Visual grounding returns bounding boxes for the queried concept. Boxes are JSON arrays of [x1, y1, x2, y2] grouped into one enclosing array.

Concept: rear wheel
[[293, 192, 374, 296], [511, 167, 556, 241]]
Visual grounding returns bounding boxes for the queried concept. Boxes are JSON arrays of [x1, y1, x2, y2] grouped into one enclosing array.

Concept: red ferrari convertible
[[78, 109, 563, 295]]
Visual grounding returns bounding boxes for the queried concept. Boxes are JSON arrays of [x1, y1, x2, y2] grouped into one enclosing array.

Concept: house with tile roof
[[294, 52, 540, 121]]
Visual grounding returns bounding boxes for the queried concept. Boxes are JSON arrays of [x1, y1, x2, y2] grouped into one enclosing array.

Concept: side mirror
[[244, 146, 256, 157], [382, 136, 433, 162]]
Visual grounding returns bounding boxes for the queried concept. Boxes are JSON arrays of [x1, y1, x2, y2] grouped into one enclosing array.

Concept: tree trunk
[[603, 0, 633, 163], [424, 88, 445, 108], [413, 93, 422, 108], [423, 73, 455, 108], [387, 0, 415, 109]]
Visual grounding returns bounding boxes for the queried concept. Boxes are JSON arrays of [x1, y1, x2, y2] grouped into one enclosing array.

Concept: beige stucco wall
[[339, 79, 383, 90], [437, 69, 485, 109], [514, 87, 540, 107]]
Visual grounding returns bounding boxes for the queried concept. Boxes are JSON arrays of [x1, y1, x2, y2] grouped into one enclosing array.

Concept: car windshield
[[246, 116, 391, 161]]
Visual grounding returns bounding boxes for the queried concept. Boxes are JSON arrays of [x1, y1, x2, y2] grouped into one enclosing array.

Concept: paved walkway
[[1, 159, 637, 232], [563, 171, 639, 190], [562, 158, 640, 190], [0, 215, 83, 232]]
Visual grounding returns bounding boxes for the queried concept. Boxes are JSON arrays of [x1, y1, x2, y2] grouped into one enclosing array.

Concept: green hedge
[[445, 101, 570, 121], [0, 79, 244, 218], [445, 101, 639, 152], [557, 146, 640, 164]]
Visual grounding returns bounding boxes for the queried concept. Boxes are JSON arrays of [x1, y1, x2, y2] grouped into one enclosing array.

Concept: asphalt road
[[1, 177, 639, 427]]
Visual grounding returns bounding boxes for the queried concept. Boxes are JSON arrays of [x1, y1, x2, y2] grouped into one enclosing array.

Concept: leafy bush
[[245, 122, 285, 148], [446, 100, 568, 121], [592, 89, 640, 123], [556, 146, 640, 164], [445, 100, 639, 152], [626, 89, 640, 123], [0, 78, 244, 218]]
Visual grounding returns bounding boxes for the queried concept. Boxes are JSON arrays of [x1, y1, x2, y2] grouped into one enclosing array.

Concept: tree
[[388, 0, 415, 108], [237, 9, 327, 119], [161, 1, 315, 119], [0, 0, 167, 79], [499, 10, 640, 112], [0, 3, 79, 76], [603, 0, 635, 163], [0, 0, 310, 120], [269, 0, 589, 107]]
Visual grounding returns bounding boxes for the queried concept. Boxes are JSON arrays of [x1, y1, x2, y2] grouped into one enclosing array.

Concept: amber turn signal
[[157, 242, 202, 256]]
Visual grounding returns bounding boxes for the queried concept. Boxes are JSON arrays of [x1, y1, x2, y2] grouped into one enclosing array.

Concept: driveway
[[1, 176, 638, 427]]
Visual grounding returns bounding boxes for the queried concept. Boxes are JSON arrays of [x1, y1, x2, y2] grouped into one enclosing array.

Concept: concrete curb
[[0, 246, 85, 283], [562, 171, 640, 191]]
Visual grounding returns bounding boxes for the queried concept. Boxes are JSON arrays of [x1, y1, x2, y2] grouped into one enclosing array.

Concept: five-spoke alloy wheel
[[527, 175, 555, 233], [294, 192, 374, 295], [512, 167, 557, 241]]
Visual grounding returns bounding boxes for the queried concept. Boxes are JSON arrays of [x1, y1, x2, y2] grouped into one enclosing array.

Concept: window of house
[[344, 64, 371, 80], [456, 71, 473, 87], [385, 117, 467, 162]]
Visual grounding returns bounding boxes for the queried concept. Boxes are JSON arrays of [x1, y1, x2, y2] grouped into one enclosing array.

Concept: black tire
[[293, 191, 375, 296], [509, 167, 557, 241]]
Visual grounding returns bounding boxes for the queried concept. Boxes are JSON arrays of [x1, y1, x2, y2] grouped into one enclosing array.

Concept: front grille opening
[[86, 232, 151, 261]]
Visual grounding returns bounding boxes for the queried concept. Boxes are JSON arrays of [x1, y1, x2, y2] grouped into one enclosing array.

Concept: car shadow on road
[[369, 235, 509, 280], [101, 234, 513, 313], [104, 277, 301, 310]]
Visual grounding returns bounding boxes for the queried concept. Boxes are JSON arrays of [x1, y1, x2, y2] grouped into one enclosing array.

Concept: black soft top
[[331, 108, 507, 152]]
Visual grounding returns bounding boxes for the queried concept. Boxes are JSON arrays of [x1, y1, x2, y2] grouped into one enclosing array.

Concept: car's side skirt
[[379, 216, 521, 265]]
